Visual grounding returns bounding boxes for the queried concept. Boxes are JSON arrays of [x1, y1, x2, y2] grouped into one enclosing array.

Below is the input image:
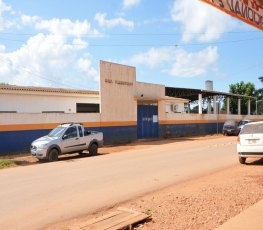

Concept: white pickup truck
[[31, 123, 103, 161]]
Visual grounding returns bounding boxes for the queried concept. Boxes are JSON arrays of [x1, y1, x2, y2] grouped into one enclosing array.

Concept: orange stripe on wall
[[0, 123, 60, 132], [159, 120, 225, 125], [2, 120, 262, 131], [83, 121, 137, 127], [0, 121, 137, 132], [97, 121, 137, 127]]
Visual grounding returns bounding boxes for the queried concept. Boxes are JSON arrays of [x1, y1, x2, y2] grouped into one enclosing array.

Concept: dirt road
[[0, 136, 239, 229]]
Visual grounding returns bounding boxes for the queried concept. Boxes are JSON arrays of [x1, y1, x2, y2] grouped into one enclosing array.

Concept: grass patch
[[0, 159, 16, 169], [144, 209, 151, 215]]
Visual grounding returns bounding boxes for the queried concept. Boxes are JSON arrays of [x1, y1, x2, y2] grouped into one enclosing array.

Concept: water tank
[[205, 80, 213, 91]]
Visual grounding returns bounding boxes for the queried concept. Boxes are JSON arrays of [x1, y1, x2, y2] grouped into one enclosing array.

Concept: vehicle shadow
[[54, 152, 108, 163], [14, 160, 37, 166], [106, 134, 225, 148], [246, 158, 263, 166]]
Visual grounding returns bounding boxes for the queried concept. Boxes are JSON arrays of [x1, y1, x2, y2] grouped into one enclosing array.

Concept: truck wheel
[[89, 144, 98, 156], [48, 149, 59, 162], [239, 156, 246, 164]]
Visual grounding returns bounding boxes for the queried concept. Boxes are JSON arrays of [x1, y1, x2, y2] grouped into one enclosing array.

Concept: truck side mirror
[[62, 134, 68, 140]]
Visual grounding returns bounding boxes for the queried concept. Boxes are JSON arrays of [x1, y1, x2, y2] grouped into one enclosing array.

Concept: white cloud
[[0, 0, 103, 89], [35, 18, 100, 37], [0, 0, 15, 31], [123, 0, 140, 9], [128, 47, 174, 68], [124, 46, 218, 78], [0, 0, 10, 12], [76, 57, 98, 81], [169, 46, 218, 77], [21, 14, 101, 38], [0, 33, 98, 89], [171, 0, 237, 42], [94, 12, 134, 29], [0, 1, 100, 89], [21, 15, 41, 26], [72, 38, 88, 49], [0, 44, 5, 52]]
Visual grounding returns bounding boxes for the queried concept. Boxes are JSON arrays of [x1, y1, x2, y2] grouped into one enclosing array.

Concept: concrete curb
[[216, 199, 263, 230]]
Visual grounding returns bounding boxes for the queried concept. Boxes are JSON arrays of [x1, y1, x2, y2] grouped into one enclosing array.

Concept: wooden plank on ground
[[81, 212, 130, 230], [70, 211, 122, 230], [106, 212, 149, 230], [77, 207, 150, 230]]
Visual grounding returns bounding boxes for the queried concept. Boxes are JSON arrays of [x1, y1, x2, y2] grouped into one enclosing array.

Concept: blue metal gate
[[137, 104, 158, 139]]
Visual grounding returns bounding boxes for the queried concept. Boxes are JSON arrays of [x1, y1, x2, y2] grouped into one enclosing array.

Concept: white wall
[[0, 113, 100, 126], [159, 113, 263, 124], [0, 92, 99, 113], [135, 82, 164, 100]]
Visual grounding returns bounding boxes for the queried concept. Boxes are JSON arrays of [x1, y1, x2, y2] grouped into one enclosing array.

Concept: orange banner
[[200, 0, 263, 30]]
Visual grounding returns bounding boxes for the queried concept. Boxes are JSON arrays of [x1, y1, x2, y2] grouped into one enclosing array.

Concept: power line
[[229, 62, 263, 78], [88, 37, 263, 47], [0, 30, 261, 36], [0, 36, 262, 47]]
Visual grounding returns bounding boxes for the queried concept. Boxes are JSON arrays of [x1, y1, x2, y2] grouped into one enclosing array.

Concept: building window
[[173, 104, 178, 112], [165, 104, 179, 113], [76, 103, 100, 113]]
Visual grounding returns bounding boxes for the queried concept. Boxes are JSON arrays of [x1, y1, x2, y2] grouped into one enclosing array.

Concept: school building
[[0, 61, 260, 155]]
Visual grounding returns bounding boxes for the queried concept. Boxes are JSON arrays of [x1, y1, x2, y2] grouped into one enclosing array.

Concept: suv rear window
[[238, 120, 250, 126], [241, 124, 263, 134], [224, 121, 236, 126]]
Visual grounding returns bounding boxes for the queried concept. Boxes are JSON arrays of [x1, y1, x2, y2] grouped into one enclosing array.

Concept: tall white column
[[256, 100, 258, 115], [213, 96, 217, 114], [248, 99, 251, 115], [227, 97, 230, 114], [198, 94, 202, 114], [207, 98, 211, 114], [238, 98, 241, 115]]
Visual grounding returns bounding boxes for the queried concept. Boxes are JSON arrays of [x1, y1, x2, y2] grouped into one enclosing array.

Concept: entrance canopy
[[165, 86, 256, 102], [200, 0, 263, 31]]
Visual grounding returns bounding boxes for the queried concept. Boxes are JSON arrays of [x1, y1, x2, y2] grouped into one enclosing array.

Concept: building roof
[[163, 96, 189, 102], [165, 87, 256, 102], [0, 84, 99, 95]]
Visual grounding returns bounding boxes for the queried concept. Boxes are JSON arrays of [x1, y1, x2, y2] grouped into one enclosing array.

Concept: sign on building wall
[[100, 60, 137, 122], [200, 0, 263, 30]]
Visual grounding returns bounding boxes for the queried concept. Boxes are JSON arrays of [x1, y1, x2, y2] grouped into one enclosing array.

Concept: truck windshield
[[48, 127, 66, 137]]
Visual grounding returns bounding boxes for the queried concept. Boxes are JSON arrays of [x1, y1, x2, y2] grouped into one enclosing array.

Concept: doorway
[[137, 104, 158, 139]]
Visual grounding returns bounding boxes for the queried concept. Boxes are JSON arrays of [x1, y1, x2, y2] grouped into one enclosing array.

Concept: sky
[[0, 0, 262, 92]]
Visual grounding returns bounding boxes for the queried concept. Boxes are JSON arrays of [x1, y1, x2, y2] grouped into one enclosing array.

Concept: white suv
[[237, 121, 263, 164]]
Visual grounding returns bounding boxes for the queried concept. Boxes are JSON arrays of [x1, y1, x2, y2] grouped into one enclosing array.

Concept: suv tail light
[[237, 135, 240, 144]]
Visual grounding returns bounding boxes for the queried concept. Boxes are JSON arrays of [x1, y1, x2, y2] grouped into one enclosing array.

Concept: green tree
[[223, 81, 258, 115], [257, 76, 263, 114]]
